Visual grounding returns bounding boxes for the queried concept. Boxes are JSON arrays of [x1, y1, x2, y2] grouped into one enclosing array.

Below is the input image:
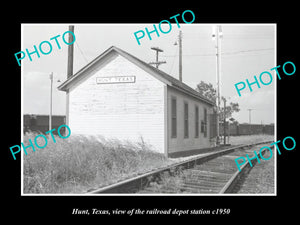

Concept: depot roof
[[57, 46, 215, 106]]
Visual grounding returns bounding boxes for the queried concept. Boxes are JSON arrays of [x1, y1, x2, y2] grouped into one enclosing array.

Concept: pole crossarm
[[149, 47, 166, 69]]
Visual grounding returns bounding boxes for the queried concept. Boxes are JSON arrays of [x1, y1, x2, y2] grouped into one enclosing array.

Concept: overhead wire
[[161, 48, 274, 58], [168, 45, 178, 74], [75, 41, 89, 63], [222, 48, 274, 55]]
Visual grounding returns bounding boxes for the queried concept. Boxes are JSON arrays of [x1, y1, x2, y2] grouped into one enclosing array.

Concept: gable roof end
[[57, 46, 215, 106]]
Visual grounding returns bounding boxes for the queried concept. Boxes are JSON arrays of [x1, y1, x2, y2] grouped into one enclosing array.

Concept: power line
[[222, 48, 274, 55], [162, 53, 214, 57], [181, 33, 274, 40], [168, 44, 178, 74], [161, 48, 274, 58], [223, 52, 274, 57], [75, 41, 89, 63], [242, 108, 274, 111], [222, 36, 274, 40]]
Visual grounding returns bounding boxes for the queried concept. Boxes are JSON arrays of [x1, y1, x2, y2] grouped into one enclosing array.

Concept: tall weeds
[[23, 133, 170, 194]]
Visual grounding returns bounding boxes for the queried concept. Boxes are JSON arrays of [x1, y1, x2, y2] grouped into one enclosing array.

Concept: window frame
[[195, 105, 199, 138], [171, 96, 177, 138], [204, 108, 207, 137], [184, 101, 189, 138]]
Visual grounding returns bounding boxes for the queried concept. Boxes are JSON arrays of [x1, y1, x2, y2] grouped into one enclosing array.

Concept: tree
[[196, 81, 217, 103], [195, 81, 240, 121]]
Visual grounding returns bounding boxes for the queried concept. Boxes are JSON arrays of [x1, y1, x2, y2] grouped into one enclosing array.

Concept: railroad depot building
[[58, 46, 216, 157]]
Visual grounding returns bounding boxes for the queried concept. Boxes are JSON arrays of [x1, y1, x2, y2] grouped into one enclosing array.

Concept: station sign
[[96, 76, 136, 84]]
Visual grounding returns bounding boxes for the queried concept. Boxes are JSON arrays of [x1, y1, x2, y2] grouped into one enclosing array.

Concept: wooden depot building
[[58, 46, 216, 157]]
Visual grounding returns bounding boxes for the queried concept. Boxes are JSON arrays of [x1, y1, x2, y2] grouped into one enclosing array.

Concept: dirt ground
[[227, 134, 274, 145]]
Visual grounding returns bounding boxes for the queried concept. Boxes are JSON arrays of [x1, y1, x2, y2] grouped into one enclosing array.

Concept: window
[[204, 108, 207, 137], [201, 121, 205, 133], [195, 105, 199, 138], [171, 97, 177, 138], [201, 108, 208, 137], [184, 102, 189, 138]]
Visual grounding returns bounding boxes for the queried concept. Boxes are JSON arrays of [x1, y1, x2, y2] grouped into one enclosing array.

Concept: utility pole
[[149, 47, 166, 69], [67, 25, 75, 78], [223, 98, 226, 145], [49, 73, 61, 131], [65, 25, 74, 134], [212, 25, 223, 146], [179, 30, 182, 82], [49, 72, 53, 131], [248, 109, 252, 124], [248, 108, 253, 135], [174, 31, 183, 81]]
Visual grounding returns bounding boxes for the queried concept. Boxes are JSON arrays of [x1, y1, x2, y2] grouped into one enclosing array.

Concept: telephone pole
[[149, 47, 166, 69], [179, 30, 182, 82], [49, 72, 53, 130], [65, 25, 74, 132], [67, 25, 74, 78], [247, 109, 253, 124], [248, 109, 253, 135], [212, 25, 223, 145], [174, 31, 183, 81], [223, 98, 226, 145]]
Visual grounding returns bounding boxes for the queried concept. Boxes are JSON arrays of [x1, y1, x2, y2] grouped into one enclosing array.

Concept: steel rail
[[88, 140, 272, 194], [219, 146, 270, 194]]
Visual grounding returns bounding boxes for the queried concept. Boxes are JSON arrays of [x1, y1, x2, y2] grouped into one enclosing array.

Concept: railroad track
[[87, 141, 273, 194]]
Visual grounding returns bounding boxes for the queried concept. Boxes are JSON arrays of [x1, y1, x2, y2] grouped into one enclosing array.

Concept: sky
[[22, 23, 275, 124]]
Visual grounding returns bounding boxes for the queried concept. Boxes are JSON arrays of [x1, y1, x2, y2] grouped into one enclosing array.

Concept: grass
[[23, 133, 274, 194], [23, 132, 172, 194], [143, 167, 188, 193]]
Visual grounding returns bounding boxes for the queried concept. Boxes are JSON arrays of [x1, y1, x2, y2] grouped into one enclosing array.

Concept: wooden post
[[49, 72, 53, 131], [155, 50, 159, 69], [149, 47, 166, 69], [67, 25, 74, 78], [215, 26, 222, 146], [179, 30, 182, 82], [223, 98, 226, 145], [66, 25, 74, 136]]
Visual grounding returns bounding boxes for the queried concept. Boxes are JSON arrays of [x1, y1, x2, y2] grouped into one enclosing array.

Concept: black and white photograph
[[21, 23, 276, 195], [4, 5, 298, 221]]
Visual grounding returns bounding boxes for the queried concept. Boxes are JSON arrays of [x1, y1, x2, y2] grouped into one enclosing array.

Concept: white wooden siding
[[68, 55, 165, 154], [167, 87, 213, 154]]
